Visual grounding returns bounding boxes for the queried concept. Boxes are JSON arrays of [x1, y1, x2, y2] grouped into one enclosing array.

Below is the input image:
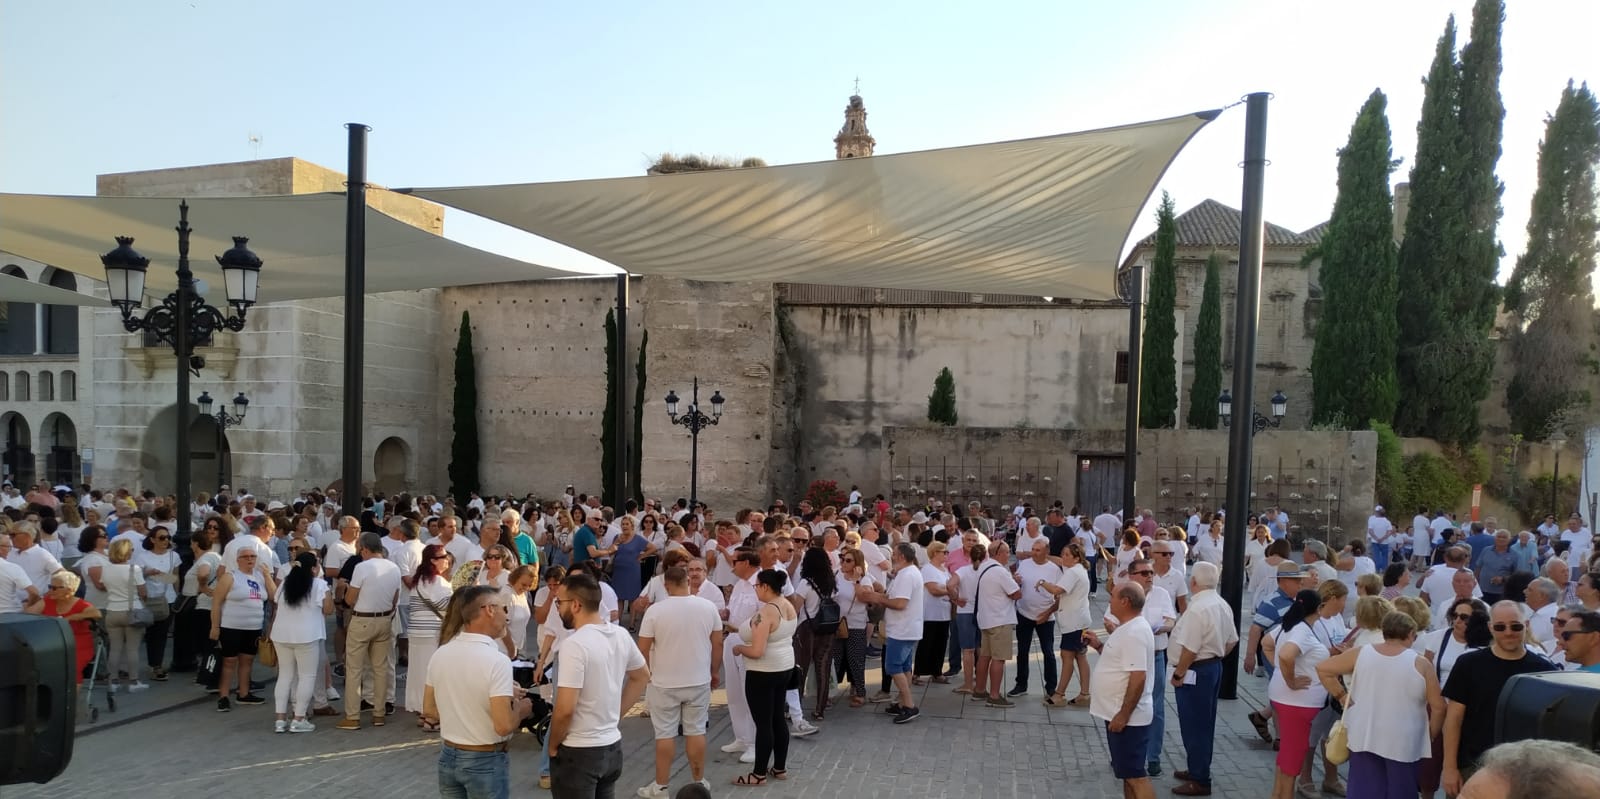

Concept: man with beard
[[547, 572, 650, 799]]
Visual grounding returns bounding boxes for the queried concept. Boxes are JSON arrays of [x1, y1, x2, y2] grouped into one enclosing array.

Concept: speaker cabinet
[[0, 615, 76, 785], [1495, 670, 1600, 751]]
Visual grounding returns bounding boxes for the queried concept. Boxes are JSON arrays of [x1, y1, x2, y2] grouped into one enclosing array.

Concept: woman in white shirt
[[913, 542, 954, 687], [210, 548, 276, 711], [55, 499, 86, 557], [408, 544, 456, 721], [1245, 524, 1272, 576], [1249, 538, 1292, 614], [833, 548, 879, 708], [75, 525, 112, 609], [507, 564, 537, 659], [1112, 528, 1141, 584], [102, 538, 151, 693], [136, 529, 182, 681], [270, 551, 333, 733], [1266, 590, 1333, 799], [177, 526, 223, 674], [1042, 542, 1093, 708]]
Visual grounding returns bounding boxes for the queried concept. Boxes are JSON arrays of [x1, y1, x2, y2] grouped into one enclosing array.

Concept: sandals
[[1066, 693, 1092, 707], [1044, 694, 1067, 708], [849, 696, 865, 708], [931, 676, 950, 684], [734, 773, 768, 787], [418, 719, 440, 733], [771, 769, 788, 781], [1248, 710, 1274, 743]]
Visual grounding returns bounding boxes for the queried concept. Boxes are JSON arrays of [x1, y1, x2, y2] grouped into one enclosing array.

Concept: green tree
[[1311, 90, 1401, 429], [447, 311, 481, 504], [1394, 3, 1506, 444], [601, 309, 619, 507], [928, 367, 958, 425], [632, 329, 648, 504], [1503, 81, 1600, 439], [1140, 192, 1179, 429], [1186, 252, 1224, 429]]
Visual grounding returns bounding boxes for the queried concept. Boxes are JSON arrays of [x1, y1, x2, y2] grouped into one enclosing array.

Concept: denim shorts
[[884, 638, 917, 676], [954, 613, 980, 649], [1105, 721, 1152, 780]]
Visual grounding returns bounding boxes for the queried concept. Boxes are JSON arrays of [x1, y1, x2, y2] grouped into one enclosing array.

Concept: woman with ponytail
[[271, 551, 333, 733]]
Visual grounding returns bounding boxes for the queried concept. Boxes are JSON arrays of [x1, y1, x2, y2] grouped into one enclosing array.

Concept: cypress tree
[[928, 367, 958, 425], [1312, 90, 1401, 429], [1504, 81, 1600, 439], [1140, 192, 1179, 429], [1187, 252, 1224, 429], [632, 329, 648, 504], [447, 311, 481, 504], [601, 309, 618, 507]]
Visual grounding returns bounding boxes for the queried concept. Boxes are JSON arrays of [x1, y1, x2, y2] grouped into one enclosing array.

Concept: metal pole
[[689, 377, 700, 511], [340, 123, 369, 518], [1552, 451, 1560, 516], [1220, 92, 1270, 701], [216, 418, 224, 494], [175, 201, 194, 544], [1123, 265, 1145, 520], [615, 273, 630, 506]]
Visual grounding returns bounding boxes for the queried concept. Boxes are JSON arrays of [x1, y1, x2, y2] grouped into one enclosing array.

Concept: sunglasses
[[1562, 629, 1597, 641], [485, 554, 503, 560], [1453, 613, 1473, 622], [154, 535, 171, 541], [1131, 570, 1154, 577], [1153, 551, 1174, 556], [1492, 623, 1526, 633]]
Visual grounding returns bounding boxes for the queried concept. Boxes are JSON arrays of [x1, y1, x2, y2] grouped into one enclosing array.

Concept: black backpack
[[807, 581, 842, 634]]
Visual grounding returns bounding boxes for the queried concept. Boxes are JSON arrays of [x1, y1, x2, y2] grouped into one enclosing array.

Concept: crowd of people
[[5, 479, 1600, 798]]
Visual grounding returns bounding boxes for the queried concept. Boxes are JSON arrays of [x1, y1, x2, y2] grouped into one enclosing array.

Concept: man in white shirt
[[1093, 507, 1123, 547], [421, 584, 531, 798], [548, 571, 650, 798], [0, 540, 39, 613], [1366, 506, 1395, 571], [858, 542, 926, 724], [1302, 540, 1338, 587], [1561, 514, 1593, 570], [1009, 538, 1063, 699], [1419, 547, 1480, 610], [1108, 559, 1177, 778], [428, 515, 482, 568], [1526, 578, 1562, 653], [1085, 581, 1157, 797], [1412, 507, 1435, 571], [110, 511, 149, 549], [971, 540, 1022, 708], [636, 566, 723, 798], [324, 516, 362, 579], [6, 524, 62, 593], [1185, 509, 1203, 543], [223, 516, 280, 573], [339, 533, 401, 730], [1168, 562, 1239, 796]]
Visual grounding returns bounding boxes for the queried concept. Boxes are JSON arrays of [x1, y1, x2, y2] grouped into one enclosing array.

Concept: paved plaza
[[23, 607, 1287, 799]]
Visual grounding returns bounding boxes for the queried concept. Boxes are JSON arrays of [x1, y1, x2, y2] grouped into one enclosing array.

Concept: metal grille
[[888, 455, 1064, 510], [1153, 455, 1347, 545]]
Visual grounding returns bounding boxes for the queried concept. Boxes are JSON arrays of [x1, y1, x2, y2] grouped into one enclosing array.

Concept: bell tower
[[833, 88, 875, 159]]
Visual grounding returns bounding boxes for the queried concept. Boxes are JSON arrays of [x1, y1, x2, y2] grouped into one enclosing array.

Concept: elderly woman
[[1043, 542, 1094, 708], [102, 538, 151, 693], [507, 564, 538, 659], [1380, 561, 1410, 601], [1347, 596, 1395, 649], [833, 547, 878, 707], [408, 543, 454, 723], [210, 547, 276, 712], [476, 544, 515, 596], [27, 569, 100, 683], [271, 551, 334, 733], [1266, 589, 1331, 799], [610, 516, 653, 625], [1316, 611, 1444, 798], [913, 541, 953, 688]]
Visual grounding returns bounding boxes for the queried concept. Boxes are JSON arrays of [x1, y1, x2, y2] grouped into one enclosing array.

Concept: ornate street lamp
[[665, 377, 725, 510], [1219, 389, 1287, 435], [197, 391, 249, 493], [100, 201, 263, 546]]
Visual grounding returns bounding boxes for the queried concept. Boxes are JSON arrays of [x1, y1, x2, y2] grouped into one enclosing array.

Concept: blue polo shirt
[[1251, 588, 1294, 631]]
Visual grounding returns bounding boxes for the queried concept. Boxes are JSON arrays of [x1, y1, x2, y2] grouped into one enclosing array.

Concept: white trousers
[[273, 641, 319, 717], [723, 633, 755, 746]]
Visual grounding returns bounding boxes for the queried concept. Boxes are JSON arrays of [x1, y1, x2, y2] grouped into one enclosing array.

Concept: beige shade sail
[[408, 110, 1219, 301], [0, 192, 593, 304], [0, 269, 109, 306]]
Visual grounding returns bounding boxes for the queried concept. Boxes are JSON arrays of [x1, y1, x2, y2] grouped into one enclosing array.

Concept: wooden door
[[1075, 455, 1125, 514]]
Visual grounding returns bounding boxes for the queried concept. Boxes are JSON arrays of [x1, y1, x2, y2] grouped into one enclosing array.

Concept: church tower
[[833, 92, 875, 159]]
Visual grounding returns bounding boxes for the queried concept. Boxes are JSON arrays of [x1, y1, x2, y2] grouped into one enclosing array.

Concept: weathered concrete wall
[[782, 303, 1129, 496], [883, 426, 1377, 543]]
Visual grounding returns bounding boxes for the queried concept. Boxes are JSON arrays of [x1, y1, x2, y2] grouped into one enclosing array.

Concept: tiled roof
[[1299, 222, 1330, 244], [1132, 199, 1311, 249]]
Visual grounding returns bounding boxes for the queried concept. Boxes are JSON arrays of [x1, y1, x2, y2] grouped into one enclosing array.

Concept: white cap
[[1374, 505, 1385, 513]]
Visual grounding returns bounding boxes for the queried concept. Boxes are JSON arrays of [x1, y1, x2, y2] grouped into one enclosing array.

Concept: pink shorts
[[1272, 701, 1323, 776]]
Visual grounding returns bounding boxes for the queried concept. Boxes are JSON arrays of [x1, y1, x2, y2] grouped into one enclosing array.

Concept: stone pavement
[[25, 607, 1289, 798]]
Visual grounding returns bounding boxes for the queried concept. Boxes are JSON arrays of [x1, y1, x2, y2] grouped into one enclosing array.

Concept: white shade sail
[[0, 269, 109, 306], [409, 110, 1219, 301], [0, 192, 592, 303]]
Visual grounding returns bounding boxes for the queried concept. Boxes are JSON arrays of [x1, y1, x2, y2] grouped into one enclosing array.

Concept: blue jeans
[[1147, 649, 1168, 765], [1369, 542, 1390, 571], [1012, 613, 1056, 694], [437, 746, 510, 799], [1175, 658, 1223, 786]]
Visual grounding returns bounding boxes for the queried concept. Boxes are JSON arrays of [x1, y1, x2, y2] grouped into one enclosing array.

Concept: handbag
[[197, 645, 222, 689], [257, 635, 278, 668], [1324, 695, 1350, 765], [127, 564, 155, 627]]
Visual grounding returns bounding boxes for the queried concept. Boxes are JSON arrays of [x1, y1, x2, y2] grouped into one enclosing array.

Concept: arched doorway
[[41, 413, 78, 487], [0, 265, 36, 355], [140, 402, 217, 496], [188, 414, 229, 495], [43, 268, 79, 355], [2, 412, 33, 487], [373, 437, 411, 496]]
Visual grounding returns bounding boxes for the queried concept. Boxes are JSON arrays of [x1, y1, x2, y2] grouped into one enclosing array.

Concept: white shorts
[[646, 682, 711, 739]]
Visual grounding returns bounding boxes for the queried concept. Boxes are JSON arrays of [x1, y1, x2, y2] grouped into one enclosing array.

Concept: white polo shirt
[[1090, 615, 1155, 726], [349, 557, 402, 613], [427, 632, 514, 745], [638, 594, 721, 688]]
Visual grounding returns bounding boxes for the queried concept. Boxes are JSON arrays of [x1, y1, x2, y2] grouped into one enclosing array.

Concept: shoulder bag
[[1324, 694, 1350, 764], [127, 564, 155, 627]]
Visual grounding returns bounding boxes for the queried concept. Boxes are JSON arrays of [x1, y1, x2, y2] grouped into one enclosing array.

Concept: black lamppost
[[1219, 389, 1287, 435], [665, 377, 725, 511], [197, 391, 249, 494], [1550, 429, 1568, 516], [100, 202, 263, 545]]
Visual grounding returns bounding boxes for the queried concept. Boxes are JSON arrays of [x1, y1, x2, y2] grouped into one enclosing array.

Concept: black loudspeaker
[[1495, 670, 1600, 751], [0, 614, 76, 785]]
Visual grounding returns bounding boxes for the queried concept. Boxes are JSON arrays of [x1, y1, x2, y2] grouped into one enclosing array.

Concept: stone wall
[[882, 425, 1377, 543]]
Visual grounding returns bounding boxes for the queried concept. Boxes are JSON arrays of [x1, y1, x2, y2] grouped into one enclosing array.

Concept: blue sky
[[2, 0, 1595, 278]]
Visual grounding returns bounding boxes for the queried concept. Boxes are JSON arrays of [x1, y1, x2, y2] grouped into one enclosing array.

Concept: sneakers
[[326, 687, 341, 701], [1006, 686, 1028, 697], [1146, 762, 1162, 777], [789, 718, 819, 737], [739, 748, 755, 764], [883, 703, 903, 715], [126, 681, 150, 693], [235, 693, 266, 705], [636, 784, 670, 799], [289, 719, 316, 733], [986, 696, 1016, 708], [720, 740, 751, 754], [216, 697, 231, 713], [274, 719, 288, 733], [336, 718, 361, 731], [538, 775, 551, 790], [867, 690, 893, 703], [892, 706, 921, 724]]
